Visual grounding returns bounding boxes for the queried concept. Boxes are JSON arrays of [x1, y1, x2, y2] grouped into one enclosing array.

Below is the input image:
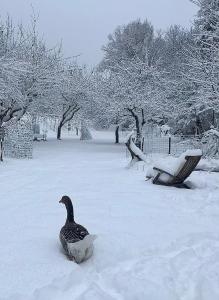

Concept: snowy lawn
[[1, 131, 219, 300]]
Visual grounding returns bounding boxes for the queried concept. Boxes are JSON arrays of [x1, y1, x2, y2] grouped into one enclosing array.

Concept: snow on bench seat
[[146, 149, 202, 183]]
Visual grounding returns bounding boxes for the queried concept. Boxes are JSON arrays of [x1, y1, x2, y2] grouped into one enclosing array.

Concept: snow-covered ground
[[1, 130, 219, 300]]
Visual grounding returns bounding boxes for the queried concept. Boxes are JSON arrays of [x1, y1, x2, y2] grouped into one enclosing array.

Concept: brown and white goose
[[59, 195, 96, 263]]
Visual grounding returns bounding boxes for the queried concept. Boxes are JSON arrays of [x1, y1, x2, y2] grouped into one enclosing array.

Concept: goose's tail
[[67, 234, 97, 263]]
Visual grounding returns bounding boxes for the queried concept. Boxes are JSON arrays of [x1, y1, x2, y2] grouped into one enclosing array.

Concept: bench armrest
[[153, 167, 174, 178]]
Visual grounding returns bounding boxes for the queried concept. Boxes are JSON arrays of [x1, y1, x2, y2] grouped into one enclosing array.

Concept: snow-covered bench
[[33, 124, 47, 141], [146, 149, 202, 189], [33, 133, 47, 141]]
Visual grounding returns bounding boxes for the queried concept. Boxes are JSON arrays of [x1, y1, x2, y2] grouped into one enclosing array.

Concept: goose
[[59, 195, 96, 263]]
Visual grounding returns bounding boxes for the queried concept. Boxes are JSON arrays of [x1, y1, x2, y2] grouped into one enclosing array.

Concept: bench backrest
[[172, 155, 202, 184]]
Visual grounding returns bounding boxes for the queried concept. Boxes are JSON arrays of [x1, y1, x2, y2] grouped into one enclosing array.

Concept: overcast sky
[[0, 0, 198, 66]]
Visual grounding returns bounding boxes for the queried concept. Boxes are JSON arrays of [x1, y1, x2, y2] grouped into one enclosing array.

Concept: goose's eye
[[81, 231, 86, 235]]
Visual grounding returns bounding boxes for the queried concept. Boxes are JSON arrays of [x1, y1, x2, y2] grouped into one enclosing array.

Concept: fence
[[142, 135, 203, 157], [3, 120, 33, 159]]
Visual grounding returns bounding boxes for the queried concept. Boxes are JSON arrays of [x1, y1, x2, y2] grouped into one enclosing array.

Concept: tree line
[[96, 0, 219, 143], [0, 0, 218, 143], [0, 15, 96, 139]]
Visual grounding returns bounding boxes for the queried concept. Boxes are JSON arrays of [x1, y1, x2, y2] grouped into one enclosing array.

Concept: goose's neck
[[65, 200, 74, 223]]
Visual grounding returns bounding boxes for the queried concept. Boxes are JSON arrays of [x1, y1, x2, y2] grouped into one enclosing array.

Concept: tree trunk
[[134, 115, 142, 149], [57, 106, 80, 140], [125, 135, 143, 161], [115, 125, 119, 144], [76, 127, 79, 136], [127, 108, 142, 149], [57, 123, 63, 140]]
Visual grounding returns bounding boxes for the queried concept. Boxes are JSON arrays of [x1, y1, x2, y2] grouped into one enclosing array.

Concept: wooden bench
[[33, 133, 47, 141], [146, 154, 202, 189]]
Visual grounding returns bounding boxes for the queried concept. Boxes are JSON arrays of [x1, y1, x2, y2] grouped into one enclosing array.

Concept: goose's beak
[[59, 198, 63, 203]]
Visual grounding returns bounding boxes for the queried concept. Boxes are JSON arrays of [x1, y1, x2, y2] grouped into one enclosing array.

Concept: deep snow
[[0, 130, 219, 300]]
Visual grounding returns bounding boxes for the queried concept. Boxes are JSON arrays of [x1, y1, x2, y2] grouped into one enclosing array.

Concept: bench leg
[[154, 181, 191, 189], [152, 172, 161, 184]]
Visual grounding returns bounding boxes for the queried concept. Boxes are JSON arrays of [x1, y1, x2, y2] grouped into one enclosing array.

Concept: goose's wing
[[60, 223, 89, 243]]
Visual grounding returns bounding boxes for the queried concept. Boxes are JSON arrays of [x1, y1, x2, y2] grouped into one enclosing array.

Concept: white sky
[[0, 0, 198, 66]]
